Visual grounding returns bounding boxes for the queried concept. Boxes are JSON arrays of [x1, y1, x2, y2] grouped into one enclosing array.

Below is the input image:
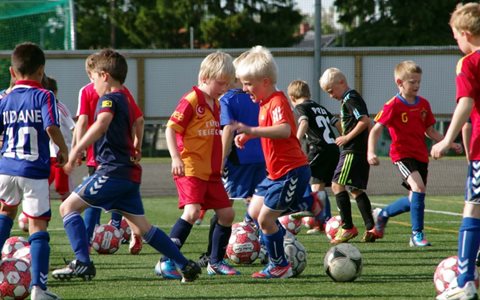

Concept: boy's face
[[323, 82, 344, 100], [240, 77, 267, 103], [452, 27, 472, 55], [203, 77, 230, 100], [91, 71, 107, 97], [397, 73, 421, 99]]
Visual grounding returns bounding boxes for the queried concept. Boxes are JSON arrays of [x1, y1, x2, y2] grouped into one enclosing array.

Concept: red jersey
[[76, 83, 143, 167], [456, 51, 480, 160], [259, 91, 308, 180], [374, 95, 435, 163], [166, 86, 223, 181]]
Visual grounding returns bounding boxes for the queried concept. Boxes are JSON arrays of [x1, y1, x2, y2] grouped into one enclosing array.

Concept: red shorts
[[48, 157, 71, 196], [174, 176, 231, 210]]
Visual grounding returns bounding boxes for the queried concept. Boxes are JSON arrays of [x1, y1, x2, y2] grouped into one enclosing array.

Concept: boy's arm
[[462, 122, 472, 161], [296, 119, 308, 141], [426, 125, 463, 154], [132, 116, 145, 163], [165, 126, 184, 176], [336, 115, 369, 147], [222, 124, 235, 168], [46, 126, 68, 167], [236, 122, 290, 139], [431, 97, 473, 159], [367, 123, 383, 166]]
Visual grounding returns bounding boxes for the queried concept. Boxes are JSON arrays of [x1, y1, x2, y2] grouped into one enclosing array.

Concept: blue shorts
[[254, 165, 311, 213], [74, 173, 145, 216], [465, 161, 480, 203], [223, 162, 266, 200]]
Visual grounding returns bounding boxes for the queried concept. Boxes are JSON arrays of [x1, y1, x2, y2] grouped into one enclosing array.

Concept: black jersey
[[340, 89, 369, 153]]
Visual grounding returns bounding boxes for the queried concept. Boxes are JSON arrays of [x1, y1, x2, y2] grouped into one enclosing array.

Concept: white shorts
[[0, 175, 50, 219]]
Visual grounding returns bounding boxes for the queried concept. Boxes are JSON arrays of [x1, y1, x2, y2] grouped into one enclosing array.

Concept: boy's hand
[[171, 157, 185, 176], [234, 133, 249, 149], [451, 142, 463, 154], [431, 140, 450, 159], [56, 150, 68, 168], [335, 135, 349, 147], [367, 152, 380, 166]]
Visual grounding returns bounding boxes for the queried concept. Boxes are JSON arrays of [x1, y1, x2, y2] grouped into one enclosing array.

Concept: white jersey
[[49, 100, 75, 157]]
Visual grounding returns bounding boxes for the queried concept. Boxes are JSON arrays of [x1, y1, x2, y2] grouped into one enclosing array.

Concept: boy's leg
[[28, 228, 50, 291], [83, 206, 101, 245]]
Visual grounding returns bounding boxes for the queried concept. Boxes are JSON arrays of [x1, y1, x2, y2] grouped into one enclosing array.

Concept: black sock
[[355, 192, 374, 230], [206, 214, 218, 256], [336, 191, 353, 229]]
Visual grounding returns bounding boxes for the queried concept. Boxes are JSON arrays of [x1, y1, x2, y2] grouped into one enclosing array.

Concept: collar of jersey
[[12, 80, 43, 90]]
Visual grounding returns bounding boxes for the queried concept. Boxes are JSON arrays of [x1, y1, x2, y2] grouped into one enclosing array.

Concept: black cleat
[[52, 259, 96, 281], [180, 260, 201, 283]]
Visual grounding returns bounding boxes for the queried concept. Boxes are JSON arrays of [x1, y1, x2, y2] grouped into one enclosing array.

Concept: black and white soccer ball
[[324, 243, 362, 282], [284, 232, 307, 276]]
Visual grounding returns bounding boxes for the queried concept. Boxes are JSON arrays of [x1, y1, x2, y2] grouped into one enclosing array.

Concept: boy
[[45, 76, 76, 201], [288, 80, 341, 234], [319, 67, 375, 243], [233, 46, 324, 279], [74, 53, 144, 254], [0, 42, 67, 300], [158, 51, 239, 279], [432, 3, 480, 299], [52, 49, 201, 283], [368, 61, 461, 247]]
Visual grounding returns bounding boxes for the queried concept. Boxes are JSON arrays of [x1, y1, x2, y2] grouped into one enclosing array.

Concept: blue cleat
[[409, 231, 431, 247], [154, 259, 182, 279], [207, 260, 240, 275]]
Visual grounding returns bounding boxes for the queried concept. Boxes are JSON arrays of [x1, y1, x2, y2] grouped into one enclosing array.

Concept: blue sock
[[144, 226, 188, 269], [64, 212, 90, 263], [384, 196, 410, 218], [210, 223, 231, 264], [28, 231, 50, 290], [84, 207, 101, 244], [457, 217, 480, 287], [110, 212, 122, 229], [410, 192, 425, 232], [316, 192, 332, 224], [160, 218, 192, 262], [0, 215, 13, 249], [264, 228, 288, 267]]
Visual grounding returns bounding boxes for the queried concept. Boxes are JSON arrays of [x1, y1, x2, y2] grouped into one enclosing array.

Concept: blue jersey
[[94, 91, 142, 183], [0, 80, 59, 179], [220, 88, 264, 165]]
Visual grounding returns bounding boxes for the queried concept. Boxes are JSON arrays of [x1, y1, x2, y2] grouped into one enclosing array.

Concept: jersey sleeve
[[294, 104, 308, 123], [270, 96, 291, 125], [42, 90, 59, 129], [423, 99, 436, 128], [97, 96, 116, 115], [76, 84, 91, 117], [122, 86, 144, 119], [349, 95, 369, 120], [166, 98, 193, 134], [219, 96, 234, 126], [456, 57, 479, 102]]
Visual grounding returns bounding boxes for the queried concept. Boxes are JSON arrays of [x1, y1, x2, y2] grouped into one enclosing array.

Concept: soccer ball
[[302, 216, 316, 229], [108, 217, 132, 243], [284, 233, 307, 276], [324, 243, 362, 282], [434, 256, 480, 295], [2, 237, 29, 259], [232, 221, 257, 235], [12, 246, 31, 264], [0, 258, 31, 300], [226, 227, 260, 264], [17, 213, 28, 233], [279, 215, 302, 235], [92, 224, 122, 254], [325, 215, 343, 240]]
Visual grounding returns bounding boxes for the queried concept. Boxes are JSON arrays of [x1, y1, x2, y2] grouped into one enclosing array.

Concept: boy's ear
[[395, 78, 402, 86]]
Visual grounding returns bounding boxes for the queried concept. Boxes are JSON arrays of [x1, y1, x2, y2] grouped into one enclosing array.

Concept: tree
[[334, 0, 467, 46]]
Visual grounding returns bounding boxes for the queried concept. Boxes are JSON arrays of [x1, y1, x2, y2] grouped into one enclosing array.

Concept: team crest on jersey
[[196, 105, 205, 117], [101, 100, 112, 108]]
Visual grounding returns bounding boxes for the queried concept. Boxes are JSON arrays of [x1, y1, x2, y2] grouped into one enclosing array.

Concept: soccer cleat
[[409, 231, 431, 247], [180, 260, 202, 283], [129, 233, 143, 255], [30, 286, 61, 300], [155, 259, 182, 279], [207, 260, 240, 275], [197, 252, 209, 268], [52, 259, 96, 281], [436, 281, 478, 300], [330, 226, 358, 244], [372, 208, 387, 238], [360, 229, 377, 242], [252, 263, 293, 279]]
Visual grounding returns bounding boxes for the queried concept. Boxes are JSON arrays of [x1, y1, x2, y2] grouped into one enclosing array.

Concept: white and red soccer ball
[[279, 215, 302, 235], [92, 224, 122, 254], [434, 255, 480, 295], [108, 217, 132, 243], [226, 225, 260, 264], [325, 215, 343, 240], [2, 237, 29, 260], [302, 216, 316, 229], [17, 213, 29, 233], [0, 258, 31, 299]]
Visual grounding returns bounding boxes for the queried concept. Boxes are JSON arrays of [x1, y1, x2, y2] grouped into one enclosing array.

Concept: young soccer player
[[368, 61, 462, 247], [52, 49, 201, 284], [158, 51, 240, 279], [319, 67, 376, 244], [0, 42, 67, 300], [45, 76, 76, 201], [288, 79, 341, 234], [432, 3, 480, 299], [74, 53, 144, 254], [233, 46, 324, 279]]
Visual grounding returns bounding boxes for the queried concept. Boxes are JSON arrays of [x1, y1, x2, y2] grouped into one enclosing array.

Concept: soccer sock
[[264, 228, 288, 267], [410, 192, 425, 232], [209, 223, 231, 264], [144, 226, 188, 269], [457, 217, 480, 287], [63, 212, 90, 264], [384, 196, 410, 218], [206, 214, 218, 256], [28, 231, 50, 290], [355, 192, 374, 230], [160, 218, 192, 262], [315, 191, 331, 224], [84, 207, 101, 244], [0, 215, 13, 248], [110, 212, 122, 229], [335, 191, 353, 229]]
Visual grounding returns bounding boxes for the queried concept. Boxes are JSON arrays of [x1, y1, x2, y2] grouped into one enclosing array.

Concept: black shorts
[[394, 158, 428, 190], [332, 151, 369, 190], [308, 144, 339, 186]]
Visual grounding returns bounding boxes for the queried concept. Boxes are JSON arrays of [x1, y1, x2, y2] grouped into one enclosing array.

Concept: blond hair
[[319, 68, 347, 91], [288, 80, 311, 100], [198, 51, 235, 85], [394, 60, 422, 81], [235, 46, 278, 84], [450, 2, 480, 36]]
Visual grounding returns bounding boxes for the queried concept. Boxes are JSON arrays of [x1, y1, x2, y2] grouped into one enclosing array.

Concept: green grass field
[[36, 195, 465, 299]]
